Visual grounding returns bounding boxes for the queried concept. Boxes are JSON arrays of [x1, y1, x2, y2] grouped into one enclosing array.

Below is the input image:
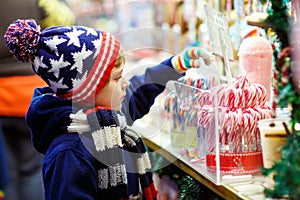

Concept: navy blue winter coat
[[26, 58, 181, 199]]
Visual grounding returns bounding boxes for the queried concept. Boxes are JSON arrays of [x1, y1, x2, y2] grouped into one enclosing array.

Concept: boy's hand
[[171, 47, 212, 73]]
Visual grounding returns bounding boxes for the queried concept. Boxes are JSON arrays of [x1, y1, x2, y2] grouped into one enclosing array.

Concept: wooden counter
[[133, 119, 272, 200]]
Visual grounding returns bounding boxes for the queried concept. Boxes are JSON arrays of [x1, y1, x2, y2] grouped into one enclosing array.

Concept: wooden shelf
[[133, 119, 270, 200]]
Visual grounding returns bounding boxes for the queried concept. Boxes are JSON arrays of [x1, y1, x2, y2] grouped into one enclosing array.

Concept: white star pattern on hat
[[71, 43, 93, 74], [65, 28, 85, 47], [85, 27, 98, 36], [28, 25, 119, 101], [48, 77, 69, 93], [44, 36, 67, 56], [33, 56, 48, 73], [48, 54, 70, 78]]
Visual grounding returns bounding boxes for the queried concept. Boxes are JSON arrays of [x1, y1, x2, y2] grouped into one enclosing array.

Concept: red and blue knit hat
[[4, 19, 120, 103]]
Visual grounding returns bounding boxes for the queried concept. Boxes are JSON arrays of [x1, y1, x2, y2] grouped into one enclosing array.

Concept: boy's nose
[[122, 78, 130, 90]]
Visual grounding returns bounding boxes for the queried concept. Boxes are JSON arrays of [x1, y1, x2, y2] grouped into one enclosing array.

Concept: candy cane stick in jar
[[212, 84, 227, 107], [242, 110, 252, 152], [247, 109, 258, 151], [224, 88, 233, 108], [198, 107, 215, 152], [255, 83, 267, 106], [234, 109, 244, 151], [236, 87, 244, 108], [248, 84, 257, 107], [197, 90, 210, 107], [226, 109, 236, 149], [219, 107, 228, 148], [226, 109, 234, 151], [244, 86, 252, 108], [252, 84, 261, 107]]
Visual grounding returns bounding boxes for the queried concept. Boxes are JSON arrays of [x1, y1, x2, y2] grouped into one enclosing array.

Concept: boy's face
[[95, 62, 130, 110]]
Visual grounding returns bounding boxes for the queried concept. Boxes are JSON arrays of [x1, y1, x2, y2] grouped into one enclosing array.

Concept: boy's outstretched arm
[[122, 47, 212, 125]]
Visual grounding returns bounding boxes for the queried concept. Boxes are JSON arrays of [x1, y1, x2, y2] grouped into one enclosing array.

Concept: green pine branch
[[259, 0, 300, 199]]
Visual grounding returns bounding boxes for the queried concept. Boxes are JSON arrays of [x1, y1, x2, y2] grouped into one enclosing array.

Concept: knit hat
[[4, 19, 120, 103]]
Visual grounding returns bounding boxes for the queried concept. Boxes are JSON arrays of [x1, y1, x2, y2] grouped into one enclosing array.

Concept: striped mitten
[[171, 47, 212, 73]]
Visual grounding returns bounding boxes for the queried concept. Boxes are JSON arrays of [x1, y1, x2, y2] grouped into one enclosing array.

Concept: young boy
[[0, 1, 75, 200], [4, 19, 212, 199]]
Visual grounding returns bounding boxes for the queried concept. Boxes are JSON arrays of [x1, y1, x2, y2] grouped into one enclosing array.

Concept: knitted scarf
[[68, 106, 157, 200]]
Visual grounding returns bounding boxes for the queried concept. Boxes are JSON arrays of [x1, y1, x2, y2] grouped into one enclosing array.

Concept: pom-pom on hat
[[4, 19, 120, 104]]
